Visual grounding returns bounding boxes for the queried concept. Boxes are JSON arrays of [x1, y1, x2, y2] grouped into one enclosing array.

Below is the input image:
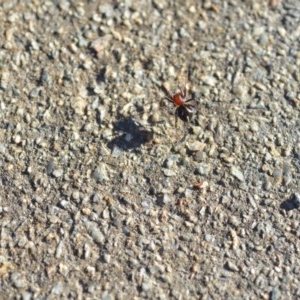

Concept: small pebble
[[72, 190, 80, 201], [93, 164, 109, 182], [201, 75, 218, 87], [51, 282, 64, 295], [163, 169, 176, 177], [12, 135, 21, 144], [84, 220, 104, 244], [11, 272, 27, 289], [29, 87, 41, 98], [187, 141, 206, 152], [231, 166, 245, 182], [53, 169, 63, 178], [59, 200, 69, 209], [225, 261, 239, 272], [163, 155, 179, 168]]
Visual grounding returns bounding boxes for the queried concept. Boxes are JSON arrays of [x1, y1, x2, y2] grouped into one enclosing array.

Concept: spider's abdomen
[[177, 105, 195, 123]]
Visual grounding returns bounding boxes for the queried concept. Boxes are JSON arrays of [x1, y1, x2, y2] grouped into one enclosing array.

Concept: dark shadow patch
[[96, 67, 106, 84], [280, 193, 300, 211], [85, 85, 97, 96], [155, 192, 165, 207], [107, 117, 153, 151]]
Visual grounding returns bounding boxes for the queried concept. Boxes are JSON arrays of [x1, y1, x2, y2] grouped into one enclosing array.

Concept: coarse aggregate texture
[[0, 0, 300, 299]]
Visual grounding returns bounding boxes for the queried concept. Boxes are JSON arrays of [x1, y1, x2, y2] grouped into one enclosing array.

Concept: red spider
[[162, 84, 197, 128]]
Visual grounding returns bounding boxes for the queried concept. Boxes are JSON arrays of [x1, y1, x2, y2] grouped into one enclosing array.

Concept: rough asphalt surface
[[0, 0, 299, 299]]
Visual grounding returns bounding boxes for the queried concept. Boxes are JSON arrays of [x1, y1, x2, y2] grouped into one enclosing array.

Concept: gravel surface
[[0, 0, 300, 299]]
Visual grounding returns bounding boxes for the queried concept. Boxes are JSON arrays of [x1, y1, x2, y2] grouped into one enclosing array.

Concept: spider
[[162, 84, 197, 128]]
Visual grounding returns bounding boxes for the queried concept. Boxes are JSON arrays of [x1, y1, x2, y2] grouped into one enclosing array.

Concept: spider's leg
[[183, 71, 189, 98], [185, 98, 194, 104], [186, 104, 197, 115], [163, 96, 174, 104], [179, 83, 187, 99], [162, 84, 174, 100], [185, 103, 196, 109], [175, 107, 179, 128]]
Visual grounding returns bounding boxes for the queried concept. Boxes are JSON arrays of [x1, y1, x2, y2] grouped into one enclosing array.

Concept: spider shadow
[[280, 194, 300, 211], [107, 117, 153, 151]]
